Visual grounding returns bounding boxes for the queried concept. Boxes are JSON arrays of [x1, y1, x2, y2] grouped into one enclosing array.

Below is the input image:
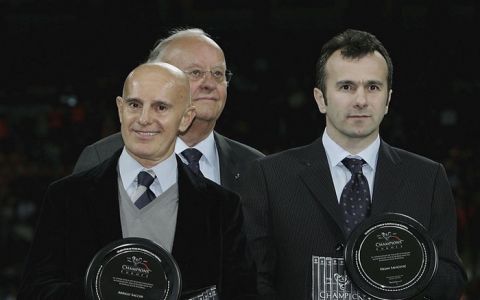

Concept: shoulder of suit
[[47, 168, 98, 195], [43, 157, 118, 207], [70, 149, 121, 181], [215, 133, 265, 159], [88, 132, 124, 149], [387, 144, 440, 167], [257, 141, 317, 164]]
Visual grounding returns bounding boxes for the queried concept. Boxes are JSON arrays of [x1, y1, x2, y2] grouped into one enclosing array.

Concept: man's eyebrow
[[182, 63, 202, 69], [183, 63, 227, 69], [365, 80, 384, 86], [336, 80, 355, 86], [152, 99, 172, 107], [124, 98, 172, 107], [335, 80, 385, 86], [123, 97, 141, 102]]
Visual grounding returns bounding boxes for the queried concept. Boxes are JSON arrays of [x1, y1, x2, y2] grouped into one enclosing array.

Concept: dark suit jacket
[[242, 137, 467, 300], [18, 152, 257, 300], [72, 132, 265, 196]]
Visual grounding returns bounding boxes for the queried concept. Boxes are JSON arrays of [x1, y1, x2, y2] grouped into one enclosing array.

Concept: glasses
[[183, 68, 233, 84]]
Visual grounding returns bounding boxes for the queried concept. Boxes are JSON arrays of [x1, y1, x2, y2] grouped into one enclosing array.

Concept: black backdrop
[[1, 0, 479, 298]]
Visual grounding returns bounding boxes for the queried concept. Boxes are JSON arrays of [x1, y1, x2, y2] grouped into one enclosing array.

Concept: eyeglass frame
[[183, 68, 233, 84]]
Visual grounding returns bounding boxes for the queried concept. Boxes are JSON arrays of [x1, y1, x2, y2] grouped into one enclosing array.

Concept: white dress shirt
[[322, 130, 380, 203], [175, 131, 221, 184], [118, 149, 177, 204]]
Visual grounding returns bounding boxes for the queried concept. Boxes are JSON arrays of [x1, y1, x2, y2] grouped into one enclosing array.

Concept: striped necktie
[[134, 171, 156, 209]]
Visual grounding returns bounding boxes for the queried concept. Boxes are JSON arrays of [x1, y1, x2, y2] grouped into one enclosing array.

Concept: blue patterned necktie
[[134, 171, 156, 209], [181, 148, 203, 176], [340, 158, 371, 235]]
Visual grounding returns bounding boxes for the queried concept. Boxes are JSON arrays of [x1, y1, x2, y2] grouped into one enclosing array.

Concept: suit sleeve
[[241, 160, 278, 298], [17, 184, 86, 300], [419, 164, 467, 300]]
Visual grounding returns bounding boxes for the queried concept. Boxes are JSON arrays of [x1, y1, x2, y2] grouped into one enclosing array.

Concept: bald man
[[73, 28, 264, 198], [18, 63, 257, 300]]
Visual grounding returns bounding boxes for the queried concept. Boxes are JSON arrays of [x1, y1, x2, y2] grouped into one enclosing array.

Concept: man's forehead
[[168, 34, 219, 50], [326, 51, 387, 76], [124, 73, 188, 99], [328, 50, 386, 66], [161, 37, 225, 66]]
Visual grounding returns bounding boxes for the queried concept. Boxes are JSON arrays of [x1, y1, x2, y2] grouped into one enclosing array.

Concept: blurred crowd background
[[1, 0, 479, 299]]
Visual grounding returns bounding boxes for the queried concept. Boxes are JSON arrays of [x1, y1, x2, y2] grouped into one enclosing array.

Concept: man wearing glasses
[[74, 28, 264, 195]]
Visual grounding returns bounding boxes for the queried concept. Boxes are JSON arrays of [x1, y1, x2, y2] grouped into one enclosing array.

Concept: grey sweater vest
[[118, 178, 179, 252]]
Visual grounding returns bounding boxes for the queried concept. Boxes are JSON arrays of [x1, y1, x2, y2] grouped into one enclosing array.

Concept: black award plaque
[[85, 237, 181, 300], [344, 213, 438, 300]]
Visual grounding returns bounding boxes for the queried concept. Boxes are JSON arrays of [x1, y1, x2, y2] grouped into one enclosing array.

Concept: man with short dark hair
[[243, 29, 467, 299]]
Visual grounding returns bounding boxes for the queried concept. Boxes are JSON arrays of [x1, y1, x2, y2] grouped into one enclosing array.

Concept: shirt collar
[[175, 131, 216, 165], [322, 130, 380, 171], [118, 148, 177, 192]]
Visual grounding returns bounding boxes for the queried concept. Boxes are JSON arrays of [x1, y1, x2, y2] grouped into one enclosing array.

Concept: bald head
[[147, 28, 223, 64], [116, 62, 195, 167], [123, 62, 190, 106]]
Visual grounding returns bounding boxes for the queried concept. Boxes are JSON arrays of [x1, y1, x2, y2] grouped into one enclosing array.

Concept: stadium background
[[1, 0, 479, 298]]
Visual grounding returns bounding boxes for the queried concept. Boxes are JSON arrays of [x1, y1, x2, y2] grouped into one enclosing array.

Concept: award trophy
[[85, 237, 181, 300], [344, 213, 438, 300]]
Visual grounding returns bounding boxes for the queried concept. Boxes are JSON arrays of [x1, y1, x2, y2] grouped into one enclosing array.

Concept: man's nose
[[138, 106, 152, 124], [354, 88, 368, 107], [199, 71, 217, 88]]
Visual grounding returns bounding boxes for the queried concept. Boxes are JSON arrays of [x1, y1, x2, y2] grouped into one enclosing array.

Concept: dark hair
[[315, 29, 393, 93]]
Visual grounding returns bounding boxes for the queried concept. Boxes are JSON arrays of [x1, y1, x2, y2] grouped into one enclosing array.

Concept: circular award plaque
[[85, 237, 181, 300], [344, 213, 438, 300]]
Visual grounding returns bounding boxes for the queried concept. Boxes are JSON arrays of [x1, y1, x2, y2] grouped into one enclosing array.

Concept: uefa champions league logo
[[377, 231, 401, 241], [127, 256, 150, 269], [376, 232, 404, 250], [121, 256, 152, 277]]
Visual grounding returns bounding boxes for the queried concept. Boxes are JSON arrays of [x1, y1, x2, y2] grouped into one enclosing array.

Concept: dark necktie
[[181, 148, 203, 176], [340, 158, 371, 235], [134, 171, 156, 209]]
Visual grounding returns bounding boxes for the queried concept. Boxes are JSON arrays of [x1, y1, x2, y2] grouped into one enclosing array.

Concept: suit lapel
[[214, 132, 236, 189], [171, 156, 207, 264], [288, 139, 403, 236], [371, 141, 403, 214], [297, 138, 346, 233], [86, 150, 123, 246]]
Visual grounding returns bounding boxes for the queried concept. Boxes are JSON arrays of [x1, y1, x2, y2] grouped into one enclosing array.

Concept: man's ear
[[385, 89, 392, 115], [314, 87, 327, 114], [179, 105, 196, 133], [116, 96, 124, 123]]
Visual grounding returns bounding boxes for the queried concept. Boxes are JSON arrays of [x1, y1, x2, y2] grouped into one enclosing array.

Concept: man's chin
[[126, 146, 155, 158], [193, 109, 222, 123]]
